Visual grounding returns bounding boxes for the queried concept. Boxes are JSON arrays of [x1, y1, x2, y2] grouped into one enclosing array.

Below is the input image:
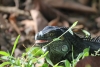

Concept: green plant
[[0, 21, 97, 67], [0, 35, 49, 67]]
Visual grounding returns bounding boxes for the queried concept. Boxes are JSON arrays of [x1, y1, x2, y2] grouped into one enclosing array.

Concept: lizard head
[[35, 26, 72, 64], [35, 26, 64, 46]]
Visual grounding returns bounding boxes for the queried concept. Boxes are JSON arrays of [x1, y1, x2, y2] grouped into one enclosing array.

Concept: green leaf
[[41, 51, 49, 57], [0, 56, 9, 60], [33, 49, 43, 56], [0, 51, 10, 56], [46, 56, 53, 66], [33, 51, 49, 63], [68, 21, 78, 35], [53, 64, 64, 67], [83, 48, 89, 54], [53, 63, 59, 67], [15, 58, 21, 65], [65, 60, 71, 67], [29, 60, 33, 66], [41, 63, 49, 67], [76, 53, 83, 61], [33, 47, 44, 56], [53, 38, 61, 41], [32, 58, 38, 63], [82, 52, 89, 59], [26, 47, 44, 56], [82, 48, 89, 59], [11, 35, 20, 56], [72, 53, 83, 66], [82, 30, 90, 38], [70, 21, 78, 29], [68, 28, 73, 35], [56, 66, 64, 67], [0, 62, 10, 67]]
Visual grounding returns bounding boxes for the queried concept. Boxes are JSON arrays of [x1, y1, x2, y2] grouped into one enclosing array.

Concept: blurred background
[[0, 0, 100, 57]]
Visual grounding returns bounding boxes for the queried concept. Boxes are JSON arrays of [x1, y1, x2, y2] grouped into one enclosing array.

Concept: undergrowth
[[0, 35, 90, 67], [0, 21, 97, 67]]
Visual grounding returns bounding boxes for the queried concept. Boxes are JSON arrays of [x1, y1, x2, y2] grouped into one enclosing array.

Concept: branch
[[0, 6, 30, 16]]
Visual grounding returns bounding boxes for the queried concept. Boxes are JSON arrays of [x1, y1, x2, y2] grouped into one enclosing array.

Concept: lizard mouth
[[35, 40, 49, 43]]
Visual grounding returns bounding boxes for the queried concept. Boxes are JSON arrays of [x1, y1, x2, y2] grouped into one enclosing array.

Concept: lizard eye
[[49, 33, 55, 36]]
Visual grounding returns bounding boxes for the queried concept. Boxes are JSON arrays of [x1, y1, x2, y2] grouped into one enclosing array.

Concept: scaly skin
[[35, 26, 100, 64]]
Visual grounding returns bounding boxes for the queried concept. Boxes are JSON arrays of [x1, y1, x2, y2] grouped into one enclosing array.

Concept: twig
[[0, 6, 29, 16]]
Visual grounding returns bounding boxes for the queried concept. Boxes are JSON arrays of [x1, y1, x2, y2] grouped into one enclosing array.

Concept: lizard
[[35, 26, 100, 64]]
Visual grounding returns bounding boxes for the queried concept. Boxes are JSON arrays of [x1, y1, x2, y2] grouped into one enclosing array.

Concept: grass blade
[[0, 51, 10, 56], [0, 62, 10, 67], [65, 60, 71, 67], [11, 35, 20, 56]]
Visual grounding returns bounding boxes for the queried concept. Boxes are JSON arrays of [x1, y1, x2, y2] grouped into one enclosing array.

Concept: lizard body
[[35, 26, 100, 64]]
